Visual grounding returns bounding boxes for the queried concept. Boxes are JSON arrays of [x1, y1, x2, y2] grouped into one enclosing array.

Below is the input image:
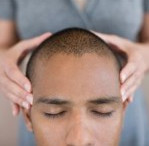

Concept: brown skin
[[23, 53, 128, 146], [0, 14, 148, 115]]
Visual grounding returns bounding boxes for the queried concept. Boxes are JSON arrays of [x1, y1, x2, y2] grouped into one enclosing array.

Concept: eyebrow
[[35, 96, 121, 106], [88, 96, 121, 105], [35, 97, 70, 105]]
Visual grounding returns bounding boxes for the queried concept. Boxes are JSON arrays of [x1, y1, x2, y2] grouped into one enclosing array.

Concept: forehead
[[33, 53, 120, 100]]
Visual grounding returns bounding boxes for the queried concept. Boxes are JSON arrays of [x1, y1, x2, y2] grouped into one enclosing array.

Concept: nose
[[66, 117, 95, 146]]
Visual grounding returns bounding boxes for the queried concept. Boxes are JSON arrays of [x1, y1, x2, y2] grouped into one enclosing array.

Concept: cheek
[[31, 111, 67, 146], [30, 109, 123, 146], [93, 113, 123, 146]]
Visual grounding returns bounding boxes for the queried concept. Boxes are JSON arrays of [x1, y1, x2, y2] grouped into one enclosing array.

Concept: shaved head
[[24, 28, 127, 146], [26, 28, 122, 85]]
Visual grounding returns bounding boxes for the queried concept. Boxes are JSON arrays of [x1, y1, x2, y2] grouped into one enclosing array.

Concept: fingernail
[[22, 102, 29, 109], [121, 89, 125, 97], [12, 110, 17, 116], [121, 89, 125, 102], [121, 74, 126, 82], [24, 84, 31, 92], [26, 94, 33, 105], [122, 93, 127, 102]]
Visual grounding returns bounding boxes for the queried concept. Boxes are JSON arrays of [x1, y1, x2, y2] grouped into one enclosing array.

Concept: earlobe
[[21, 107, 33, 132]]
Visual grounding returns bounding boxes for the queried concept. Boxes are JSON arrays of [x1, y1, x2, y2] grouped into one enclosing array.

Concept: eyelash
[[91, 110, 114, 118], [44, 111, 114, 119], [44, 111, 66, 119]]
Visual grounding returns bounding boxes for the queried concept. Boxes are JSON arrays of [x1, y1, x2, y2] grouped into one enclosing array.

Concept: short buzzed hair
[[26, 28, 124, 84]]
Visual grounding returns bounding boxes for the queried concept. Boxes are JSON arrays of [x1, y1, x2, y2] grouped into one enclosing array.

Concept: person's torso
[[14, 0, 144, 41]]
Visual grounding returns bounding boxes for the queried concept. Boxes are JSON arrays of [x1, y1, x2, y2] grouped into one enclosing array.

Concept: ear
[[21, 107, 33, 132]]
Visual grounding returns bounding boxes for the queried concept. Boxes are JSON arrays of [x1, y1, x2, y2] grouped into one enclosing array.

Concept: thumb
[[12, 32, 52, 61], [11, 102, 20, 116], [92, 31, 130, 53], [91, 31, 112, 43]]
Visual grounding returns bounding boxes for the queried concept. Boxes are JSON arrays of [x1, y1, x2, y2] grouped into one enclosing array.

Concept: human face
[[25, 53, 125, 146]]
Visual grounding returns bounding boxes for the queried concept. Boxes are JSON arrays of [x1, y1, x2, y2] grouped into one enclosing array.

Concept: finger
[[91, 31, 112, 43], [120, 62, 137, 83], [127, 77, 142, 97], [91, 31, 130, 53], [8, 93, 30, 109], [121, 71, 140, 96], [128, 96, 134, 103], [21, 32, 52, 50], [13, 32, 52, 59], [2, 76, 33, 107], [11, 103, 20, 116], [122, 78, 142, 102], [4, 64, 32, 92], [91, 31, 121, 46], [9, 82, 33, 105]]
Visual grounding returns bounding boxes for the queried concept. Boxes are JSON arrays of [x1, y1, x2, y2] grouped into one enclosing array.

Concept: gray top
[[0, 0, 149, 41], [0, 0, 149, 146]]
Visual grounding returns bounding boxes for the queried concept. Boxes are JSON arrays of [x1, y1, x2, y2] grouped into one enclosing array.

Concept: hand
[[0, 32, 51, 116], [92, 32, 148, 102]]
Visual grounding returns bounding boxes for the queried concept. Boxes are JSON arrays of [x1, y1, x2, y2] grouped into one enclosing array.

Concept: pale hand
[[0, 32, 51, 116], [93, 32, 148, 102]]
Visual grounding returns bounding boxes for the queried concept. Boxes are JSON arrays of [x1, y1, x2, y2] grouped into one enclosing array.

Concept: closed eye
[[91, 110, 114, 118], [44, 111, 66, 119], [43, 110, 114, 119]]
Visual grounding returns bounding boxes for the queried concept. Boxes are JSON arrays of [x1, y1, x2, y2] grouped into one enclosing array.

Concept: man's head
[[24, 28, 127, 146]]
